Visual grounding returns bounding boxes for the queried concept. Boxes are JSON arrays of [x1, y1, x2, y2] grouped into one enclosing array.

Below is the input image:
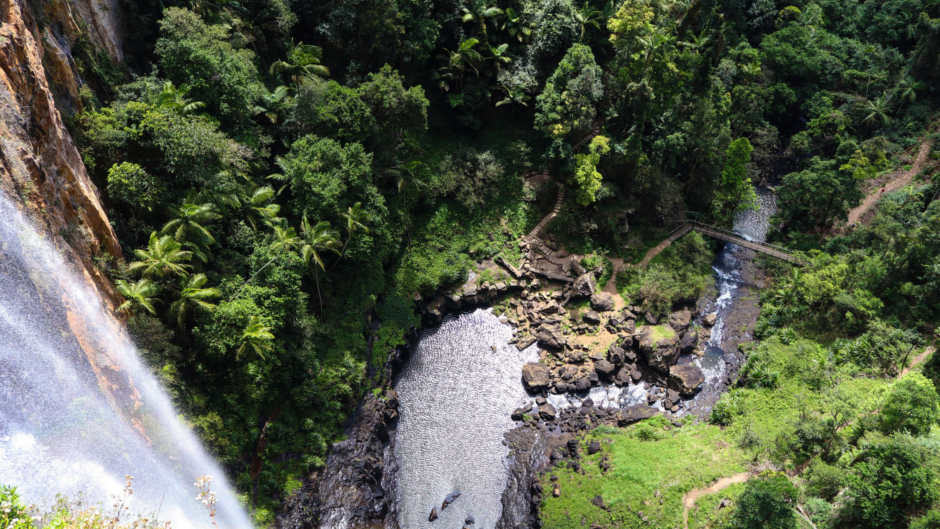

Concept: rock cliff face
[[0, 0, 123, 305]]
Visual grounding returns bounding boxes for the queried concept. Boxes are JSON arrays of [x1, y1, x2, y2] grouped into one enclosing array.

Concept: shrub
[[838, 435, 937, 529], [911, 510, 940, 529], [732, 472, 798, 529], [804, 461, 846, 500], [879, 373, 940, 436], [106, 162, 163, 212]]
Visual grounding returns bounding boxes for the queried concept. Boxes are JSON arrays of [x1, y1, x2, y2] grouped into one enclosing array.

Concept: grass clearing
[[541, 417, 748, 529]]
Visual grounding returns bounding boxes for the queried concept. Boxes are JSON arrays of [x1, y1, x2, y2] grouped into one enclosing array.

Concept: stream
[[387, 190, 777, 527]]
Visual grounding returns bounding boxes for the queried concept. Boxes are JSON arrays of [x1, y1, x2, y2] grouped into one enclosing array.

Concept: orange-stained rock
[[0, 0, 123, 309]]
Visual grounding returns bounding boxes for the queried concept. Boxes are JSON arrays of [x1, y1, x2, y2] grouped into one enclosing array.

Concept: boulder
[[679, 329, 698, 354], [522, 363, 551, 392], [594, 359, 616, 378], [582, 310, 602, 324], [637, 325, 680, 373], [572, 372, 592, 392], [668, 309, 692, 332], [590, 292, 616, 312], [566, 438, 580, 457], [538, 403, 557, 420], [571, 272, 596, 298], [669, 364, 705, 396], [511, 404, 533, 420], [587, 440, 602, 455], [613, 366, 631, 386], [622, 319, 636, 334], [558, 365, 577, 381], [607, 344, 626, 365], [664, 389, 680, 408], [629, 365, 643, 383], [617, 405, 658, 426], [429, 507, 438, 522], [536, 326, 566, 350], [442, 491, 461, 511], [703, 312, 718, 327]]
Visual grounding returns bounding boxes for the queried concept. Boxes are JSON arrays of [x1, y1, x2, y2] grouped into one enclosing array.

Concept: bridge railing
[[686, 221, 800, 258]]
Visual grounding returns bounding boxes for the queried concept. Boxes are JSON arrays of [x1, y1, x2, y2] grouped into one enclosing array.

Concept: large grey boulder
[[617, 405, 658, 425], [637, 325, 680, 373], [669, 364, 705, 396], [582, 310, 602, 324], [522, 362, 551, 392], [668, 309, 692, 332], [594, 359, 616, 378], [679, 329, 698, 354], [590, 292, 616, 312], [571, 272, 596, 298], [535, 325, 566, 350]]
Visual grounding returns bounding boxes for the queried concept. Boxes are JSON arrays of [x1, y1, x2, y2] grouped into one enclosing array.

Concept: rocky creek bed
[[278, 192, 777, 529]]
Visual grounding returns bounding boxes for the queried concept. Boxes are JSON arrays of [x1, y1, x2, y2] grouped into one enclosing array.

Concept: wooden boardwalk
[[639, 221, 805, 267], [525, 185, 566, 241], [688, 222, 805, 265]]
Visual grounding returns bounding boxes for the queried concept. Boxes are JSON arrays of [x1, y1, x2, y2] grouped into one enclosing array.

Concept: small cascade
[[690, 189, 777, 408], [0, 194, 251, 529]]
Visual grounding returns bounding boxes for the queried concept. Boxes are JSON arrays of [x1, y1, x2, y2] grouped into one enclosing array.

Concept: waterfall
[[0, 193, 251, 529], [692, 188, 777, 398]]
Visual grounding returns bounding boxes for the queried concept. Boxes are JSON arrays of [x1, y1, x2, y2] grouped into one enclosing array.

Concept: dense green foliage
[[54, 0, 940, 524], [732, 473, 798, 529]]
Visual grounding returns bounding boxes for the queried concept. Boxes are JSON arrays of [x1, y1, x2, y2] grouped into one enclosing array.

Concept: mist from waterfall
[[0, 193, 252, 529]]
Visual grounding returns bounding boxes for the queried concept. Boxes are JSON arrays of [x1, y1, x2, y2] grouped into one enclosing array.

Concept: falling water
[[394, 310, 539, 529], [693, 188, 777, 396], [0, 193, 252, 529]]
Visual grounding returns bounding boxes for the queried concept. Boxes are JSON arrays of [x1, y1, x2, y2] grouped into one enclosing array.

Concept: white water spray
[[0, 193, 252, 529]]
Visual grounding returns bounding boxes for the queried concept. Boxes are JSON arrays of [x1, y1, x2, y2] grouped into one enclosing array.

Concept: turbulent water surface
[[394, 309, 538, 529], [692, 188, 777, 400], [0, 194, 251, 529]]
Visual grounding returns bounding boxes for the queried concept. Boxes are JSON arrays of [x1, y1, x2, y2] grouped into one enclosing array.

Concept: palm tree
[[155, 82, 205, 114], [575, 1, 606, 42], [237, 315, 275, 360], [128, 232, 193, 279], [253, 85, 292, 124], [162, 202, 221, 263], [337, 202, 369, 260], [169, 273, 221, 329], [300, 216, 341, 313], [116, 278, 160, 315], [245, 187, 281, 231], [269, 43, 330, 85], [863, 94, 891, 128]]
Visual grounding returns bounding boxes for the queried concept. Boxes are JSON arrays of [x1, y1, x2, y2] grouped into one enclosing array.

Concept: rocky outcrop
[[277, 391, 401, 529], [522, 363, 551, 393], [0, 0, 123, 308], [637, 325, 680, 373], [669, 364, 705, 396]]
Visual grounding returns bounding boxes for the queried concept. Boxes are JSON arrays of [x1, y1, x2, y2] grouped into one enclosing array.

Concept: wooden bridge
[[643, 221, 805, 266]]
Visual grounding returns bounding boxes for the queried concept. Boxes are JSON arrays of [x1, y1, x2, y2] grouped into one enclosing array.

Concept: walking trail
[[845, 130, 936, 227], [900, 346, 936, 378], [682, 472, 751, 529]]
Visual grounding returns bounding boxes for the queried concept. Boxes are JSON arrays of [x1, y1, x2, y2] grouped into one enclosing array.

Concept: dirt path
[[900, 346, 936, 378], [682, 472, 751, 529], [603, 257, 624, 293], [846, 133, 936, 227]]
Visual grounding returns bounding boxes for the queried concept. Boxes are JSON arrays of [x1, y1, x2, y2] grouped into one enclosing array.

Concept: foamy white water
[[0, 193, 252, 529]]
